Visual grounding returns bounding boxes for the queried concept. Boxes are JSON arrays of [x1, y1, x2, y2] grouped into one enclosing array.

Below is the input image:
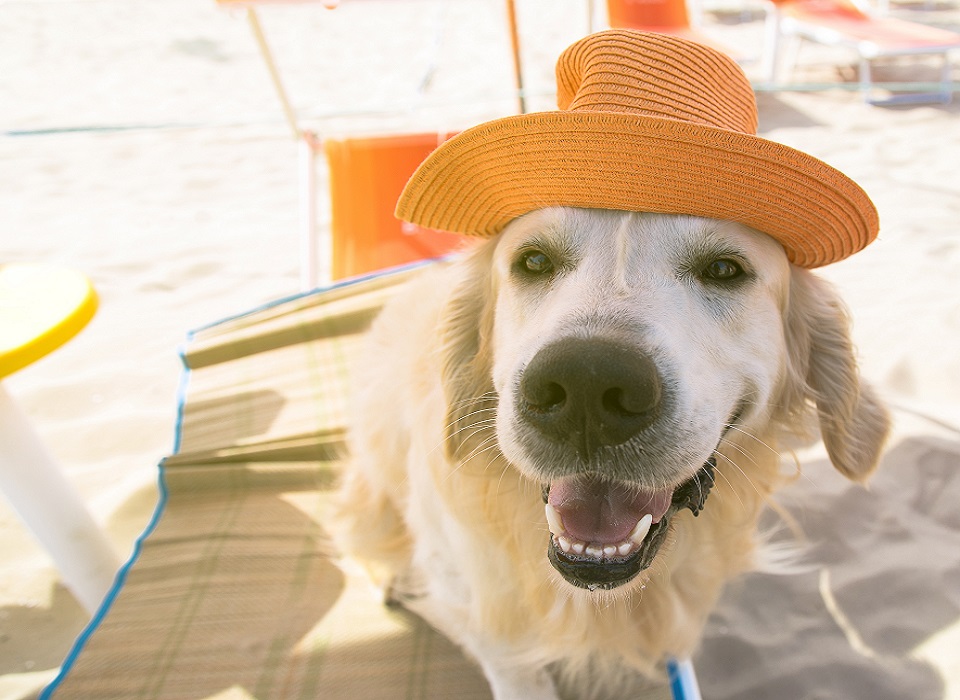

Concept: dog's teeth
[[545, 503, 565, 536], [547, 507, 651, 560], [629, 514, 654, 545]]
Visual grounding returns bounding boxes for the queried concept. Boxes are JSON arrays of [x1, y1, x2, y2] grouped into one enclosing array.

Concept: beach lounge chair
[[41, 265, 700, 699], [216, 0, 530, 289], [763, 0, 960, 103]]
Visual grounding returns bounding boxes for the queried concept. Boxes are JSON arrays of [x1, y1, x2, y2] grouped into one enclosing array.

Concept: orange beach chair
[[763, 0, 960, 103], [216, 0, 529, 288], [606, 0, 744, 60]]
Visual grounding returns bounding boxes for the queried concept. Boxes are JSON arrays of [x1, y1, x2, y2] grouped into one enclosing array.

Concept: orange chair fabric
[[778, 0, 960, 51], [605, 0, 743, 60], [607, 0, 690, 30], [324, 133, 463, 280]]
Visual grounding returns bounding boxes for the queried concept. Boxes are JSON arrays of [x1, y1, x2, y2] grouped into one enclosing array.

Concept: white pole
[[0, 385, 121, 614], [299, 133, 323, 290]]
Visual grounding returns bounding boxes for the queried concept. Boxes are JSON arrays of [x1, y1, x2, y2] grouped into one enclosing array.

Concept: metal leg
[[246, 8, 330, 289], [762, 8, 804, 85], [247, 8, 301, 140], [299, 131, 327, 290], [940, 53, 953, 104], [762, 6, 783, 84], [504, 0, 527, 114], [860, 56, 872, 102], [865, 53, 954, 105]]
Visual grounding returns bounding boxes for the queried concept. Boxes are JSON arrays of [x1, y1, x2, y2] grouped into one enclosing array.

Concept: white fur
[[331, 208, 890, 700]]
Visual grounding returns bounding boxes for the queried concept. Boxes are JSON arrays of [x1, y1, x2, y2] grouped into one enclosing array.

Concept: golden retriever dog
[[331, 206, 890, 699]]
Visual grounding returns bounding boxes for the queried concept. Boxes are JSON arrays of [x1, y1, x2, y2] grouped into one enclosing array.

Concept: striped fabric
[[44, 265, 673, 699]]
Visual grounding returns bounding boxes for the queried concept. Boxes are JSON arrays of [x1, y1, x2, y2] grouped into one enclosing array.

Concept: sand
[[1, 0, 958, 697]]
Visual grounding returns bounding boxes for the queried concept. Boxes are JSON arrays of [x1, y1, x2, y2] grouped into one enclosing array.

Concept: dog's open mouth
[[543, 458, 716, 591]]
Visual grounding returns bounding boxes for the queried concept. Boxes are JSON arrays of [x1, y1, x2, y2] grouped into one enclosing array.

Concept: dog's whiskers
[[442, 441, 501, 483], [472, 441, 506, 471], [712, 448, 763, 503], [438, 392, 497, 432], [495, 460, 515, 497], [446, 393, 498, 414], [724, 423, 781, 460], [446, 389, 498, 408], [708, 456, 746, 510], [448, 434, 502, 474], [439, 405, 497, 438], [431, 392, 499, 458], [446, 416, 497, 443], [782, 450, 821, 489], [433, 413, 497, 457], [719, 435, 763, 471]]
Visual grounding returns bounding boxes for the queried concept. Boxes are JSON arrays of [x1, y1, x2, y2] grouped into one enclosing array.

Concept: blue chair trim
[[668, 657, 703, 700]]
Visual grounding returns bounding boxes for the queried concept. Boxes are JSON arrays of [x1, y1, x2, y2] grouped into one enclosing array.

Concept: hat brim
[[396, 111, 878, 269]]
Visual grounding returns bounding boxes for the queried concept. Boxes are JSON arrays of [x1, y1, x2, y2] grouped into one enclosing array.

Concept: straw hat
[[396, 29, 879, 269]]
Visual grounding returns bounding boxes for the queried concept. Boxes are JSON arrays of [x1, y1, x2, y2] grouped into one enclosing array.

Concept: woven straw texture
[[44, 267, 674, 700], [396, 30, 879, 269]]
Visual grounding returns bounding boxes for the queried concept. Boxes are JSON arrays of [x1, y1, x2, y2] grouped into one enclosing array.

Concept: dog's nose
[[519, 338, 662, 456]]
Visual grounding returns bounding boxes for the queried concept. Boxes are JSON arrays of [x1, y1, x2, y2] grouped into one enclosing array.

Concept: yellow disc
[[0, 264, 98, 379]]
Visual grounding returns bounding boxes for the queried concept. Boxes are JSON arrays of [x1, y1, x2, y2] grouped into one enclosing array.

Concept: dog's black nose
[[519, 338, 662, 457]]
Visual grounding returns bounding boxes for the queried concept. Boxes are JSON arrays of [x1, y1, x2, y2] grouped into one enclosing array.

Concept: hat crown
[[397, 29, 878, 268], [556, 30, 759, 135]]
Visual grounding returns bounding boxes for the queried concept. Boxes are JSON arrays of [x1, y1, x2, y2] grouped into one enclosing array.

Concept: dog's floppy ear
[[783, 269, 891, 482], [439, 240, 499, 462]]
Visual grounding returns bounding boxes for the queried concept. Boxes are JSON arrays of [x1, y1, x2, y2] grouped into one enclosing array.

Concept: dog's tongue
[[547, 475, 673, 544]]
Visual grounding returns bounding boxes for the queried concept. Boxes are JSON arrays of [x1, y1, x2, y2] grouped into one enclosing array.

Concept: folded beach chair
[[763, 0, 960, 103], [41, 265, 700, 699], [216, 0, 530, 289]]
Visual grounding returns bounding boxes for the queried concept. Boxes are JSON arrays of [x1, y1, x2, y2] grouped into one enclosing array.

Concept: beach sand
[[1, 0, 959, 697]]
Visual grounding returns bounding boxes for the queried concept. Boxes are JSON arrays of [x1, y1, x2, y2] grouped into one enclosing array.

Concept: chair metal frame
[[763, 0, 960, 104]]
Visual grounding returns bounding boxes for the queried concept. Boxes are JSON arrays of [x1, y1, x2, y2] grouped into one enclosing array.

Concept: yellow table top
[[0, 263, 98, 380]]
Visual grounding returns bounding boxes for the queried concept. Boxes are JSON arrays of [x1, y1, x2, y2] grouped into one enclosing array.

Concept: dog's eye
[[701, 258, 744, 282], [518, 250, 554, 276]]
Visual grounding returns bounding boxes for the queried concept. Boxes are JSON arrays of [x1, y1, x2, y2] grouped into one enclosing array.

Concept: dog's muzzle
[[519, 336, 724, 589], [543, 458, 716, 591]]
